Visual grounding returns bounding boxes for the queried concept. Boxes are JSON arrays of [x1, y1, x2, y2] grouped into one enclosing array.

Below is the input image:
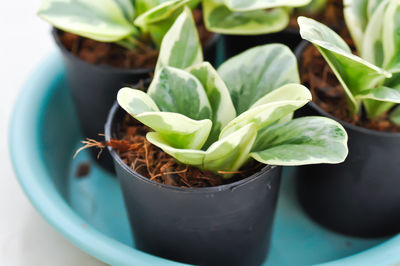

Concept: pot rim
[[295, 40, 400, 138], [105, 101, 278, 193], [52, 27, 220, 74]]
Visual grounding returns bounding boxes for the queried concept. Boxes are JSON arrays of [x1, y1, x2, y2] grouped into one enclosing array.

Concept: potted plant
[[295, 0, 400, 237], [216, 0, 346, 59], [99, 9, 349, 265], [38, 0, 218, 170]]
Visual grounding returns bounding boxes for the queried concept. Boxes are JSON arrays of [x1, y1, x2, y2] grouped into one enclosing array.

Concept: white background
[[0, 1, 105, 265]]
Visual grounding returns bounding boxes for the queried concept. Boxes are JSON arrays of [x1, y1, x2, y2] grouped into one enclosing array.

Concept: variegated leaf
[[361, 0, 387, 67], [203, 0, 289, 35], [187, 62, 236, 146], [297, 0, 327, 13], [382, 0, 400, 71], [389, 105, 400, 126], [203, 123, 257, 175], [135, 0, 196, 27], [250, 83, 311, 109], [154, 6, 203, 73], [250, 116, 348, 165], [147, 66, 212, 121], [220, 97, 311, 138], [343, 0, 369, 52], [298, 16, 391, 114], [38, 0, 137, 42], [358, 86, 400, 103], [117, 87, 212, 149], [222, 0, 311, 11], [146, 132, 206, 165], [147, 123, 258, 175], [218, 44, 300, 114]]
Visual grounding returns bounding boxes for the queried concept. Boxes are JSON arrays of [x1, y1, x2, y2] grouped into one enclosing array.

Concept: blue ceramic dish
[[9, 52, 400, 266]]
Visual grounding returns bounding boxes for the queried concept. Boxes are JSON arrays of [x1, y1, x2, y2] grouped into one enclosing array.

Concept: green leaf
[[223, 0, 311, 11], [389, 105, 400, 126], [135, 0, 197, 27], [117, 87, 212, 149], [298, 16, 391, 114], [250, 116, 348, 165], [220, 97, 311, 139], [38, 0, 137, 42], [117, 87, 160, 114], [135, 0, 162, 16], [358, 85, 400, 119], [187, 62, 236, 146], [218, 44, 300, 114], [203, 0, 289, 35], [343, 0, 369, 52], [382, 0, 400, 71], [297, 0, 328, 13], [361, 0, 386, 67], [147, 123, 258, 175], [250, 83, 312, 109], [203, 123, 257, 174], [358, 86, 400, 103], [136, 113, 212, 150], [146, 132, 206, 165], [154, 6, 203, 73], [147, 66, 212, 121]]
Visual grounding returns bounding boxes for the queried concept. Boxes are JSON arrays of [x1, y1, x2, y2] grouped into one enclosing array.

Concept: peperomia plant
[[117, 9, 348, 177], [38, 0, 201, 49], [298, 0, 400, 125], [136, 0, 313, 36]]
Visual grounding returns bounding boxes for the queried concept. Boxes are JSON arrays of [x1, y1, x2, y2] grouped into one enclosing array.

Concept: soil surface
[[289, 0, 344, 29], [107, 114, 263, 188], [300, 44, 400, 132], [58, 9, 213, 69]]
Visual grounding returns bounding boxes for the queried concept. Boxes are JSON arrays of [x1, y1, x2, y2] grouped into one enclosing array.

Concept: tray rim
[[9, 51, 400, 266]]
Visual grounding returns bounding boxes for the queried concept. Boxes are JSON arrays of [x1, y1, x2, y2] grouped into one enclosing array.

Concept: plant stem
[[116, 34, 138, 50]]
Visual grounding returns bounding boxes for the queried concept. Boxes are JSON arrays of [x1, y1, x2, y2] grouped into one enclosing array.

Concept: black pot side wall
[[105, 103, 282, 266], [53, 29, 219, 172], [295, 41, 400, 237], [223, 28, 301, 60]]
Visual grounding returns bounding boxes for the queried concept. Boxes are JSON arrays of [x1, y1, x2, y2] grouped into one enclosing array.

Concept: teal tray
[[10, 52, 400, 266]]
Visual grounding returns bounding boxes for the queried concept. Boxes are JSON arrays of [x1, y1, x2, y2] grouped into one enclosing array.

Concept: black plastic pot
[[295, 41, 400, 237], [53, 29, 219, 172], [105, 102, 282, 266], [223, 28, 301, 59]]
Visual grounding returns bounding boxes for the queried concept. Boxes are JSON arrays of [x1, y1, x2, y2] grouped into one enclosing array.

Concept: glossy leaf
[[220, 98, 311, 138], [203, 123, 257, 174], [203, 0, 289, 35], [389, 105, 400, 126], [223, 0, 311, 11], [135, 0, 197, 27], [343, 0, 369, 51], [117, 87, 212, 149], [298, 16, 391, 114], [218, 44, 300, 114], [187, 62, 236, 146], [38, 0, 136, 42], [250, 116, 348, 165], [147, 123, 258, 175], [147, 66, 212, 121], [155, 6, 203, 73], [382, 0, 400, 71], [361, 0, 386, 67]]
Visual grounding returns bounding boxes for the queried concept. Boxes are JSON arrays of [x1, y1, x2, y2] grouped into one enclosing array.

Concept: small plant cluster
[[38, 0, 321, 50], [117, 8, 348, 177], [298, 0, 400, 125]]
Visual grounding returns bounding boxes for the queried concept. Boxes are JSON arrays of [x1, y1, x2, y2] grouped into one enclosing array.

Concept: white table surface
[[1, 1, 105, 265]]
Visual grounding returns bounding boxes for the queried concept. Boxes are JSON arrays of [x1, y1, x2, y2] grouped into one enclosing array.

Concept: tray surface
[[10, 52, 400, 266]]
